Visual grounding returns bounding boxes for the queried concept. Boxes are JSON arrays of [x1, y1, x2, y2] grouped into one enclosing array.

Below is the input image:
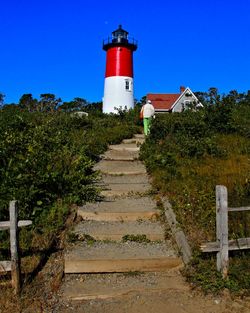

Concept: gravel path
[[78, 196, 156, 213], [94, 160, 147, 175], [65, 241, 177, 260], [73, 220, 165, 241]]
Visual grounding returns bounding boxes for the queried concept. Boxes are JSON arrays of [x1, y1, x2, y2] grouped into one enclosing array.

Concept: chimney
[[180, 86, 185, 93]]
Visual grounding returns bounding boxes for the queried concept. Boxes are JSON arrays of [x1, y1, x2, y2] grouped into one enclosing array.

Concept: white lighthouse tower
[[102, 25, 138, 114]]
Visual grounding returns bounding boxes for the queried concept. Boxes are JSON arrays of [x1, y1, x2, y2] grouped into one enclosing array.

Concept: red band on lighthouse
[[105, 47, 133, 78]]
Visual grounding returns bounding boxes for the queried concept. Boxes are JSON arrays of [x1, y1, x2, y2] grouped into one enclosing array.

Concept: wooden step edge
[[65, 285, 187, 301], [134, 134, 145, 139], [65, 257, 183, 274], [100, 191, 151, 198], [103, 157, 137, 161], [122, 139, 144, 144], [100, 171, 147, 176], [109, 147, 140, 152], [77, 211, 160, 222]]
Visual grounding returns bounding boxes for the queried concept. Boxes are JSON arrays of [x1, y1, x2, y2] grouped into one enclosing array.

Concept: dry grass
[[152, 133, 250, 246]]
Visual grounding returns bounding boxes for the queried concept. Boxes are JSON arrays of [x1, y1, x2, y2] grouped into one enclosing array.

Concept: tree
[[195, 88, 221, 106], [38, 94, 62, 112], [137, 95, 146, 106], [59, 97, 88, 112], [19, 94, 38, 112], [0, 93, 5, 107], [208, 87, 220, 105], [59, 101, 76, 112], [222, 90, 245, 106], [194, 91, 209, 106], [84, 101, 102, 113], [73, 97, 87, 109]]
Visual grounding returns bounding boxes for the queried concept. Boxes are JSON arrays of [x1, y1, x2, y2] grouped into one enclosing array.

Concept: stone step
[[62, 272, 188, 301], [64, 241, 181, 273], [78, 196, 159, 222], [73, 220, 165, 241], [94, 160, 146, 175], [109, 143, 140, 152], [102, 149, 139, 161], [99, 174, 151, 197]]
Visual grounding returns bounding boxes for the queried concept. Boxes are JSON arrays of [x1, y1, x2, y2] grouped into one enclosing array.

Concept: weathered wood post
[[9, 200, 21, 295], [216, 185, 229, 279]]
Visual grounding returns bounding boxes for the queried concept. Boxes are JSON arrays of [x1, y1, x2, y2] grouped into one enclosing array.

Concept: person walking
[[140, 99, 155, 135]]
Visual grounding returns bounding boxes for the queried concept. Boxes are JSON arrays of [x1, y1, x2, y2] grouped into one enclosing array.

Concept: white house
[[147, 86, 203, 113]]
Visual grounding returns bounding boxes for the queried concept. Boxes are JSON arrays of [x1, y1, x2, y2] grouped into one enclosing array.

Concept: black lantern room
[[103, 25, 137, 51]]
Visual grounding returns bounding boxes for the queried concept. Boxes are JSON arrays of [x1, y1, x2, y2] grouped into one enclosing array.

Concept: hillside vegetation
[[140, 92, 250, 293], [0, 106, 139, 259], [0, 89, 249, 295]]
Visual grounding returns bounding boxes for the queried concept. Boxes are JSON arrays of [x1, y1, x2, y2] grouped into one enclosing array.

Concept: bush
[[0, 107, 140, 252]]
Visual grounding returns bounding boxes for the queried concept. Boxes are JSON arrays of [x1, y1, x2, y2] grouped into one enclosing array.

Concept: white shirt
[[141, 103, 155, 118]]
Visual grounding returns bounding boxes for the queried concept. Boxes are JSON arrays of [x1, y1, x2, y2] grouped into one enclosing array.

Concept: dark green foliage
[[0, 110, 96, 222], [0, 107, 139, 251], [230, 102, 250, 138], [140, 109, 227, 180]]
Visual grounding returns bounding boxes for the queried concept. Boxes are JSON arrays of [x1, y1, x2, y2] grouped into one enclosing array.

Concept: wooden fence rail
[[201, 185, 250, 279], [0, 201, 32, 294]]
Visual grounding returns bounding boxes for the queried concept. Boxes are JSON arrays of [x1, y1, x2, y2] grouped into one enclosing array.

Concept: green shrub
[[0, 107, 140, 250]]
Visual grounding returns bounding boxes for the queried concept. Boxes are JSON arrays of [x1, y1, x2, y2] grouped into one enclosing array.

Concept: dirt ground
[[58, 291, 250, 313], [1, 249, 250, 313]]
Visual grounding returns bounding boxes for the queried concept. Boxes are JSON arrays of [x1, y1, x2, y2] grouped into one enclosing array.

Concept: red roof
[[147, 93, 180, 111]]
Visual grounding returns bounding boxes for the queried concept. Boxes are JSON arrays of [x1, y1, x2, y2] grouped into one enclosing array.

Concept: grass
[[67, 232, 96, 245], [122, 234, 151, 243], [140, 108, 250, 294], [150, 133, 250, 245], [184, 251, 250, 296]]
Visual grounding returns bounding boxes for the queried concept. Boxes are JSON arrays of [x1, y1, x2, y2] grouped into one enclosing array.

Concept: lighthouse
[[102, 25, 137, 113]]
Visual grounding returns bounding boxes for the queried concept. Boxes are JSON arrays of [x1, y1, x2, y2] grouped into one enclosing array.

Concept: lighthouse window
[[125, 80, 131, 92]]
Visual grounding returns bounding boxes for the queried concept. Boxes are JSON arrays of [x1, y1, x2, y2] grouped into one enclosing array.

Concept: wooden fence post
[[216, 185, 229, 278], [9, 200, 21, 295]]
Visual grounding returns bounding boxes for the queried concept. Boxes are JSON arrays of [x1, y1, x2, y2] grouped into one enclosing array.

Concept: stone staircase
[[63, 134, 182, 300]]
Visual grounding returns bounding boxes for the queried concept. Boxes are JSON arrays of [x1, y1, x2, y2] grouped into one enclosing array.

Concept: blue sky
[[1, 0, 250, 104]]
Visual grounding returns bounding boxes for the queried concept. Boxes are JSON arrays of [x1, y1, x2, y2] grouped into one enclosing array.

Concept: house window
[[184, 100, 193, 109], [125, 80, 132, 92]]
